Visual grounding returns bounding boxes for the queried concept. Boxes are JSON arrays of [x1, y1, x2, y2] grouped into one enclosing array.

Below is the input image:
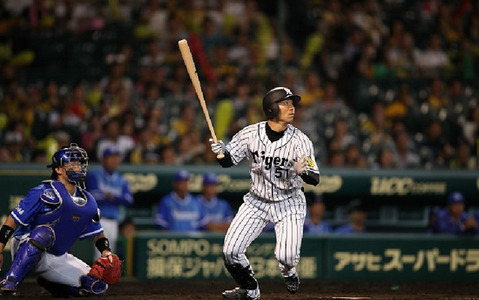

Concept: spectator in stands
[[344, 143, 367, 168], [304, 197, 332, 234], [95, 117, 135, 162], [463, 106, 479, 146], [314, 81, 350, 118], [299, 70, 323, 107], [159, 144, 180, 165], [393, 131, 421, 169], [1, 0, 479, 173], [361, 101, 396, 155], [430, 192, 477, 235], [386, 31, 420, 78], [371, 146, 397, 169], [427, 77, 449, 111], [328, 150, 345, 168], [416, 33, 449, 78], [0, 130, 24, 162], [197, 172, 233, 232], [335, 199, 368, 234], [86, 145, 134, 253], [448, 137, 477, 169], [126, 126, 160, 164], [155, 169, 208, 232], [81, 114, 103, 156], [385, 85, 421, 133], [419, 119, 453, 168], [330, 117, 357, 152], [177, 130, 206, 165]]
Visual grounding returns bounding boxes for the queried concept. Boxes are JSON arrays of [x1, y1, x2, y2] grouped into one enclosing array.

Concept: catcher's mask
[[48, 143, 89, 183], [262, 87, 301, 120]]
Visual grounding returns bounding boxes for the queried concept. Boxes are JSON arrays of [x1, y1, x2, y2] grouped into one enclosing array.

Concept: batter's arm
[[301, 172, 320, 186], [217, 151, 234, 168]]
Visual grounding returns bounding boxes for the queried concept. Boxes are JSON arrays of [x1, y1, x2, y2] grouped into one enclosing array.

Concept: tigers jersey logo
[[306, 156, 314, 168]]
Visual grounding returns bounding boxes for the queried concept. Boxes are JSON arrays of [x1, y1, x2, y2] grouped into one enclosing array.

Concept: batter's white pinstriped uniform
[[213, 86, 319, 299], [223, 120, 319, 277]]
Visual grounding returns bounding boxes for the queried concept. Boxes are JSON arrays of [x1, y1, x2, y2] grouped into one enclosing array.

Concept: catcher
[[0, 143, 122, 297]]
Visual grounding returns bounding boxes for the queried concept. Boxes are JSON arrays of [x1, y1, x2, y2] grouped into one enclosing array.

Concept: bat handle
[[211, 136, 225, 159]]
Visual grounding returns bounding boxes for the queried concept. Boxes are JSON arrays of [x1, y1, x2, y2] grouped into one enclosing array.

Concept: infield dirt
[[8, 278, 479, 299]]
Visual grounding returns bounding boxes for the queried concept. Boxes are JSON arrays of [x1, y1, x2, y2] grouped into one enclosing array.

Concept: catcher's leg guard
[[1, 226, 54, 294], [79, 275, 108, 296]]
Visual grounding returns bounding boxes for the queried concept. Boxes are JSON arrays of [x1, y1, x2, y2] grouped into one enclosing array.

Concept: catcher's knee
[[29, 225, 55, 250], [80, 275, 108, 296]]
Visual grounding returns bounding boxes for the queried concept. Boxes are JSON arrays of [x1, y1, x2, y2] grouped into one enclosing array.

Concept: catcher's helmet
[[262, 87, 301, 119], [48, 143, 89, 183]]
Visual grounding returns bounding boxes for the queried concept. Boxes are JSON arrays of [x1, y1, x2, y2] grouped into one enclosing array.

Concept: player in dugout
[[0, 143, 121, 297], [210, 87, 320, 300]]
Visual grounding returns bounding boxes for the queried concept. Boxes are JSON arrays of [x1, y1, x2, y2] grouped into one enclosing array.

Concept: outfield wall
[[1, 164, 478, 280], [1, 164, 478, 232], [119, 232, 479, 281]]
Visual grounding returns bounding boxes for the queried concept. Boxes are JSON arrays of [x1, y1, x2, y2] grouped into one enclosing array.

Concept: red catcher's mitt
[[88, 253, 122, 284]]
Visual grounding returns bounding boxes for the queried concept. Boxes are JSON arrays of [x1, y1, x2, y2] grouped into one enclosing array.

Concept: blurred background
[[1, 0, 479, 282], [0, 0, 477, 168]]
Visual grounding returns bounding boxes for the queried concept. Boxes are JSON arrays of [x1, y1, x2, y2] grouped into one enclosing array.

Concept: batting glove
[[209, 138, 225, 155], [293, 156, 308, 175]]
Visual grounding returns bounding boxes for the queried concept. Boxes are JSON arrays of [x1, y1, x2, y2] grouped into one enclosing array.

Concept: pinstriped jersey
[[226, 121, 319, 201]]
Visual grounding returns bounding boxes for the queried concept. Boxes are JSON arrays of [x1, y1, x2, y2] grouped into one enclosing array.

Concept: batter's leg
[[223, 200, 266, 299], [273, 199, 306, 294]]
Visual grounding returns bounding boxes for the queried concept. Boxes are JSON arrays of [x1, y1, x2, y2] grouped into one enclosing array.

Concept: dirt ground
[[6, 278, 479, 300]]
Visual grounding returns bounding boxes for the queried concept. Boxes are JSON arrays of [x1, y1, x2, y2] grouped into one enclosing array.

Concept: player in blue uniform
[[334, 199, 368, 234], [0, 143, 117, 297], [86, 145, 134, 253], [197, 172, 233, 232], [155, 169, 209, 232], [304, 199, 332, 234], [431, 192, 477, 234]]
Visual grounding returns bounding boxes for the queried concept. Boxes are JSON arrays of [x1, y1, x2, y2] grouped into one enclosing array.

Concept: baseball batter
[[210, 87, 320, 300]]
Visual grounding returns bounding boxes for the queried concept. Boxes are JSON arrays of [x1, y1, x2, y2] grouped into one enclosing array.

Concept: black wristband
[[0, 225, 14, 245], [95, 237, 111, 253]]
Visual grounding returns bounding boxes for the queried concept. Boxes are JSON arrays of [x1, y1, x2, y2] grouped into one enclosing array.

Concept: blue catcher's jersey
[[11, 180, 103, 256], [196, 195, 233, 224], [155, 192, 208, 232]]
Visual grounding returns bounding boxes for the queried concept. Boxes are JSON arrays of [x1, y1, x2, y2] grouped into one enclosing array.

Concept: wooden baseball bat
[[178, 39, 224, 159]]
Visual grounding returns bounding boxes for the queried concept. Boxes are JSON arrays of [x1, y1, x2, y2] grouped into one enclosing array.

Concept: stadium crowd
[[0, 0, 478, 169]]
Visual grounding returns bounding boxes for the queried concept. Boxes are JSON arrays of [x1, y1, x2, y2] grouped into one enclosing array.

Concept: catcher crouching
[[0, 143, 122, 297]]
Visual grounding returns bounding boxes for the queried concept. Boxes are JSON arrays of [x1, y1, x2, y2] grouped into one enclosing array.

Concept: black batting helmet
[[262, 87, 301, 119]]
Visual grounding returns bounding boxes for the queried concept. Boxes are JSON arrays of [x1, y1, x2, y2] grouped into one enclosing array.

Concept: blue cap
[[173, 169, 190, 182], [202, 172, 218, 185], [102, 146, 120, 158], [447, 192, 465, 205]]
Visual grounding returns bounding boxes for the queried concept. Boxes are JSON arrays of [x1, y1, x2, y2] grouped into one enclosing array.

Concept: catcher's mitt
[[88, 253, 122, 284]]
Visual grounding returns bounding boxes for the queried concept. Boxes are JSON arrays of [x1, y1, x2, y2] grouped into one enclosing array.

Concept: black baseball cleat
[[284, 274, 300, 294], [222, 287, 260, 300]]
